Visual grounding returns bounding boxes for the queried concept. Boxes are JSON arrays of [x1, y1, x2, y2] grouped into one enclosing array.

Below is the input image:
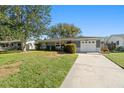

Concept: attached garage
[[80, 40, 96, 52], [80, 39, 101, 52]]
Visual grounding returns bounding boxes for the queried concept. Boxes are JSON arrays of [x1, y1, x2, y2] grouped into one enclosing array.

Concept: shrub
[[107, 43, 116, 52], [46, 45, 56, 51], [51, 46, 56, 51], [64, 44, 76, 53], [46, 45, 50, 51], [115, 46, 124, 52], [35, 43, 41, 50], [101, 47, 109, 53]]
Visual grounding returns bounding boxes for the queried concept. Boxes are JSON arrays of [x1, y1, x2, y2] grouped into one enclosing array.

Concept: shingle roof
[[36, 36, 103, 43], [0, 40, 21, 43], [110, 34, 124, 38]]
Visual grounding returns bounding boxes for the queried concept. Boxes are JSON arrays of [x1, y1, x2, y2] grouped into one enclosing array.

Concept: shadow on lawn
[[0, 50, 22, 54]]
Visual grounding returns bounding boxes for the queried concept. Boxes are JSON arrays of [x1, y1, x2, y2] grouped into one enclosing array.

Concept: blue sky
[[51, 5, 124, 37]]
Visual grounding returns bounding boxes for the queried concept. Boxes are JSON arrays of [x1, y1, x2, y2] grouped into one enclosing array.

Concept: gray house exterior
[[107, 34, 124, 48], [36, 36, 103, 52]]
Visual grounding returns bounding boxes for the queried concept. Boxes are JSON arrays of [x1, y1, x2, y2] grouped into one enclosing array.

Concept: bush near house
[[51, 46, 56, 51], [46, 45, 50, 51], [35, 43, 41, 50], [46, 45, 55, 51], [115, 46, 124, 52], [107, 43, 116, 52], [64, 44, 76, 53], [101, 47, 109, 53]]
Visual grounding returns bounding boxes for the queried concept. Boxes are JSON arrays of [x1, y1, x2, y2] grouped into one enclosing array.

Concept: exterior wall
[[122, 38, 124, 46], [107, 36, 124, 47], [39, 42, 61, 50], [26, 41, 35, 50], [0, 46, 5, 51]]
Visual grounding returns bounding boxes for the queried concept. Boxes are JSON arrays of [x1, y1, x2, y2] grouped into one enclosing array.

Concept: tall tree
[[0, 6, 13, 40], [0, 5, 51, 51], [48, 23, 81, 39]]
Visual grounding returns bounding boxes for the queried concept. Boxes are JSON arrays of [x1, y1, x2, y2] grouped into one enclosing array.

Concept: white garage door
[[80, 40, 97, 52]]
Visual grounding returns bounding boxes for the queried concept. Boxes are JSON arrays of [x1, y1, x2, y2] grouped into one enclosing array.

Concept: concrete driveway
[[61, 53, 124, 88]]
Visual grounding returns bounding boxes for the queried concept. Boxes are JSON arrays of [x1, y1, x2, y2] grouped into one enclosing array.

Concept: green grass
[[0, 51, 78, 88], [0, 50, 22, 54], [105, 52, 124, 68]]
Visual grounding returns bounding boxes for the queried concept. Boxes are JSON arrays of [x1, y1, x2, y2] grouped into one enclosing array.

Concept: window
[[11, 43, 13, 46], [18, 43, 21, 46], [6, 43, 9, 47], [1, 44, 5, 47], [89, 41, 91, 43], [101, 42, 104, 44], [116, 41, 119, 45], [85, 41, 87, 43], [92, 41, 95, 43]]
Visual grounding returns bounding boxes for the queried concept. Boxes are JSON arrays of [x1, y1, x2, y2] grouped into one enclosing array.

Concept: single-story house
[[36, 36, 104, 52], [107, 34, 124, 48], [0, 40, 22, 51], [0, 40, 36, 51]]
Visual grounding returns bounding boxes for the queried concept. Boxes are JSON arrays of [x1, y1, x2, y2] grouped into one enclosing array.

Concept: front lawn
[[105, 53, 124, 68], [0, 51, 77, 88]]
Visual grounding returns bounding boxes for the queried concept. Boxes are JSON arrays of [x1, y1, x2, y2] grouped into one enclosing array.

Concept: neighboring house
[[36, 36, 103, 52], [107, 34, 124, 48], [0, 40, 35, 51], [0, 40, 22, 51], [26, 41, 35, 50]]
